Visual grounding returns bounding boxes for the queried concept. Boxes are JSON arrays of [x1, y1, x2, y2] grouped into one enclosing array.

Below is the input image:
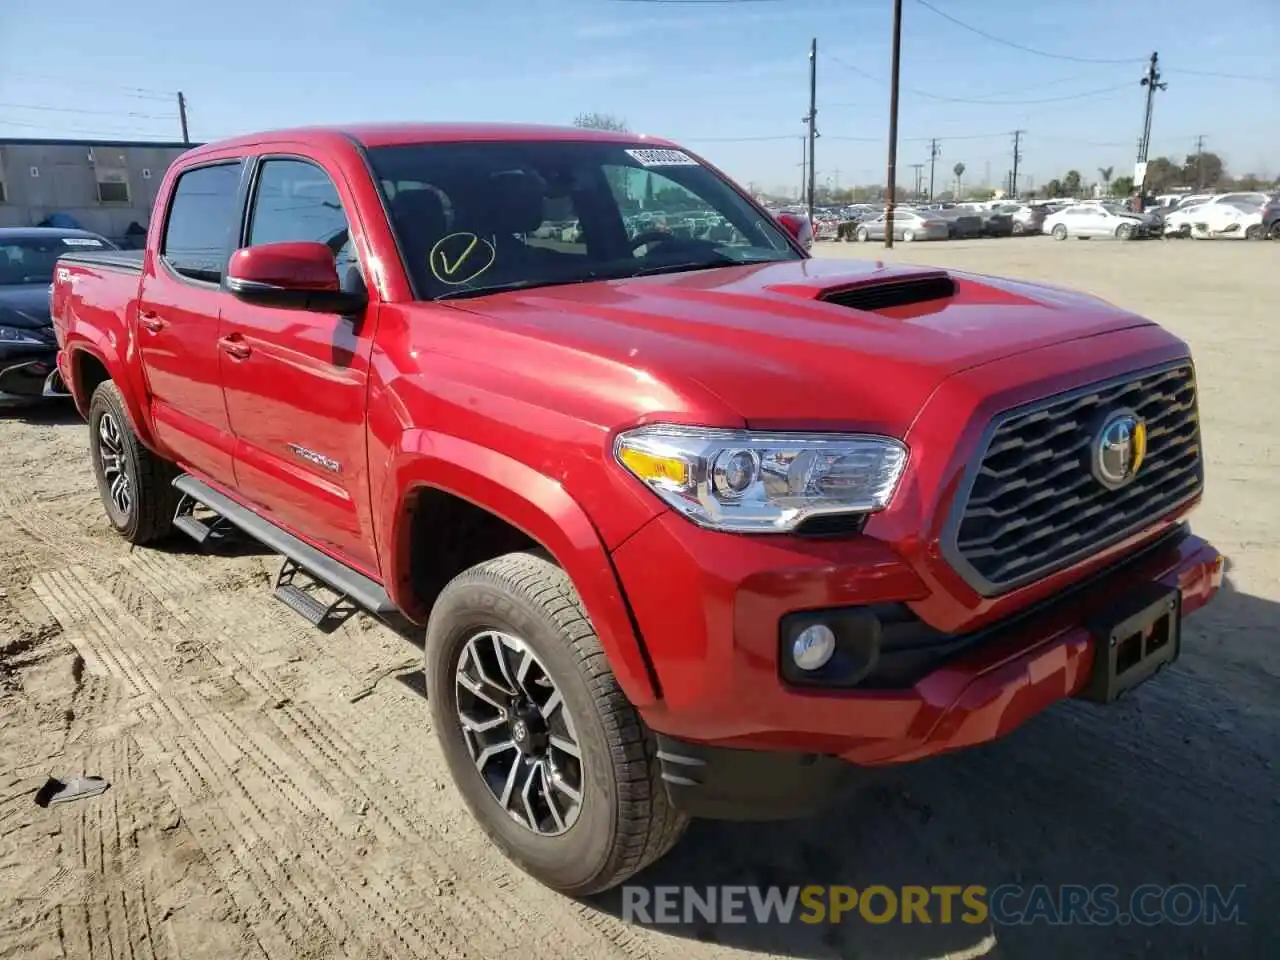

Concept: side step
[[171, 475, 398, 624], [273, 558, 361, 633]]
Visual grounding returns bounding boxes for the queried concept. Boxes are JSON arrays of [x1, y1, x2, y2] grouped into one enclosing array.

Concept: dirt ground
[[1, 237, 1276, 960]]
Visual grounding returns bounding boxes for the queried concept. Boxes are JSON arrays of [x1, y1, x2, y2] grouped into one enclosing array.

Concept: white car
[[1043, 203, 1149, 240], [1180, 200, 1266, 240], [1163, 203, 1208, 237]]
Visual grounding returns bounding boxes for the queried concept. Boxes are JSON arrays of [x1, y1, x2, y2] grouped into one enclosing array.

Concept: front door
[[219, 154, 380, 575], [137, 159, 245, 486]]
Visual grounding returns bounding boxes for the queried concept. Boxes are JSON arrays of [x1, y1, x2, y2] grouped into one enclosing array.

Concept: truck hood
[[445, 257, 1155, 435]]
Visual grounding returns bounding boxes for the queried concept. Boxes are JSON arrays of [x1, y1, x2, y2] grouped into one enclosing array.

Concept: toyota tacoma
[[51, 123, 1222, 895]]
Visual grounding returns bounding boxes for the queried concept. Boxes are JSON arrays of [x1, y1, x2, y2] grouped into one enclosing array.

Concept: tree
[[953, 162, 966, 196], [1142, 157, 1182, 192], [573, 112, 629, 132], [1043, 178, 1064, 198], [1182, 151, 1224, 189], [1063, 170, 1083, 196], [1111, 175, 1135, 197], [1098, 166, 1114, 196]]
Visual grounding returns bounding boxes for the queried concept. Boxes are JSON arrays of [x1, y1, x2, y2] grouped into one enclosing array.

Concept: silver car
[[853, 210, 950, 242], [1044, 203, 1148, 240]]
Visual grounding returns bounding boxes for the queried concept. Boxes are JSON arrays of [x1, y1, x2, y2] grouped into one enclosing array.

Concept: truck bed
[[57, 249, 144, 273]]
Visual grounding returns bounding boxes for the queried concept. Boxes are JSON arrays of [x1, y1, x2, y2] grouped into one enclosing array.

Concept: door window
[[248, 159, 360, 287], [162, 161, 244, 283]]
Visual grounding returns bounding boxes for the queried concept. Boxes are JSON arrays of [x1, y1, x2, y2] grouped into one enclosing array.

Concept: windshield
[[0, 235, 109, 286], [367, 141, 801, 299]]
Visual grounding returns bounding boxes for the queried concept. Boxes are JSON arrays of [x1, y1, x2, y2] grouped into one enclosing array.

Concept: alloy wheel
[[97, 412, 132, 518], [454, 629, 584, 836]]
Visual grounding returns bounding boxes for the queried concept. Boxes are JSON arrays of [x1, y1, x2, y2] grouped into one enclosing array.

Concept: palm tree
[[953, 162, 966, 198], [1098, 166, 1114, 197]]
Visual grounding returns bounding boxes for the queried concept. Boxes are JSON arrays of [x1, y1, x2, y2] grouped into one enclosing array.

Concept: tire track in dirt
[[14, 479, 673, 960]]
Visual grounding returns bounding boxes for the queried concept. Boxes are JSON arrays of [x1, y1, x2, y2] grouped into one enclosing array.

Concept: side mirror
[[226, 241, 366, 314], [775, 213, 814, 250]]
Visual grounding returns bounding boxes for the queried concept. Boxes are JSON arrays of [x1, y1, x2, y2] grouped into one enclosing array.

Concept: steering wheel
[[630, 229, 678, 253]]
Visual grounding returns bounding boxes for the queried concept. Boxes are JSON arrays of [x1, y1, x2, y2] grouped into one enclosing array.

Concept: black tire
[[1244, 223, 1263, 241], [1052, 224, 1068, 240], [1269, 222, 1280, 241], [88, 381, 178, 544], [1116, 222, 1133, 240], [425, 551, 689, 895]]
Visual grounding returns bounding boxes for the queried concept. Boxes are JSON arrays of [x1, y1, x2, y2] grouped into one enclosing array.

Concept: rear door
[[137, 158, 246, 485], [219, 153, 380, 574]]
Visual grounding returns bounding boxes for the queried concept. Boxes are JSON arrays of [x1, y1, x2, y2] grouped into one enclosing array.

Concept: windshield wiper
[[433, 277, 593, 300], [629, 256, 786, 279]]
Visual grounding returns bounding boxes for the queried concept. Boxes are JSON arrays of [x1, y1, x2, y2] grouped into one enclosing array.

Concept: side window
[[162, 162, 244, 283], [248, 159, 359, 286]]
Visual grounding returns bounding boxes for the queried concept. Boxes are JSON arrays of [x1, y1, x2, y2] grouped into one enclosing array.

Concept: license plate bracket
[[1078, 584, 1181, 704]]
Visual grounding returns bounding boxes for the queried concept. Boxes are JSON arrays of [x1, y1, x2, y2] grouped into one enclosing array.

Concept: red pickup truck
[[51, 123, 1222, 895]]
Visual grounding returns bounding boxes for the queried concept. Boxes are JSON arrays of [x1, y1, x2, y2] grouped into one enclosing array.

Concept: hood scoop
[[819, 272, 956, 314]]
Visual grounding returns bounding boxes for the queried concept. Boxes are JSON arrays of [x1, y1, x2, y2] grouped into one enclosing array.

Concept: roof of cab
[[182, 122, 680, 161]]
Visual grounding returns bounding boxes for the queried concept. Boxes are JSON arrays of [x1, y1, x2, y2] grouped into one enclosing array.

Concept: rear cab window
[[161, 162, 244, 284]]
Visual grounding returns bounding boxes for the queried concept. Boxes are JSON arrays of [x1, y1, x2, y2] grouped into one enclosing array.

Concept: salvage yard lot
[[2, 238, 1276, 960]]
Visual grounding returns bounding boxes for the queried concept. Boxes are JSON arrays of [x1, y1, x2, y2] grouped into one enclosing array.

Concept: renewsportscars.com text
[[621, 884, 1247, 927]]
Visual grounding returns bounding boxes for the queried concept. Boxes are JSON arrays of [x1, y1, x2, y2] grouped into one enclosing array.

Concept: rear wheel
[[1051, 224, 1068, 240], [425, 551, 688, 895], [855, 226, 869, 242], [902, 228, 916, 242], [88, 381, 177, 544], [1012, 221, 1025, 235], [1269, 221, 1280, 241], [1244, 223, 1264, 240]]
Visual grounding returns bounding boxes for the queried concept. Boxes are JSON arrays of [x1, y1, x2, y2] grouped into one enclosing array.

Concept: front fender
[[379, 429, 660, 708]]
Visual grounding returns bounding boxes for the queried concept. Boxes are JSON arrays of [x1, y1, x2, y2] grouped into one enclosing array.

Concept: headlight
[[0, 326, 43, 345], [614, 425, 908, 533]]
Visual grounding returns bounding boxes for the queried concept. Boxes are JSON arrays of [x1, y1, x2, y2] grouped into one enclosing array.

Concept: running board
[[171, 474, 398, 621]]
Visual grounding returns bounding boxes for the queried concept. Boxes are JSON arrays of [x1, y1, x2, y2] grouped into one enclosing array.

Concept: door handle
[[139, 312, 165, 333], [218, 334, 252, 360]]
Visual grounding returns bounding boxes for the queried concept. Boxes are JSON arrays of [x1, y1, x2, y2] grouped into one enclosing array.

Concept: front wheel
[[902, 228, 916, 242], [1269, 222, 1280, 241], [1051, 224, 1068, 240], [1012, 221, 1025, 235], [425, 552, 689, 895], [88, 381, 177, 544], [855, 226, 869, 242], [1116, 223, 1133, 240]]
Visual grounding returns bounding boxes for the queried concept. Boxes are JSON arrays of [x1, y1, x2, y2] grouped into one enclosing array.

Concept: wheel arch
[[379, 430, 661, 707], [66, 343, 158, 448]]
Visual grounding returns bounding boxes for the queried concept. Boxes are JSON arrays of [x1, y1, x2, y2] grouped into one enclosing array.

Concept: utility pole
[[799, 137, 807, 204], [910, 163, 924, 200], [177, 91, 190, 145], [927, 138, 941, 201], [1193, 134, 1207, 189], [884, 0, 903, 249], [1137, 51, 1166, 166], [806, 38, 818, 227], [1010, 129, 1025, 199]]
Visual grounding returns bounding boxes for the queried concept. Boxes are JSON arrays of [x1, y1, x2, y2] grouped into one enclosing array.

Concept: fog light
[[791, 624, 836, 671]]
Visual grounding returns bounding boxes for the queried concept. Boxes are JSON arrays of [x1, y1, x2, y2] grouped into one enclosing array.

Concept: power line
[[912, 0, 1145, 65], [824, 53, 1133, 106], [1163, 67, 1276, 83], [2, 73, 175, 101], [0, 102, 178, 120]]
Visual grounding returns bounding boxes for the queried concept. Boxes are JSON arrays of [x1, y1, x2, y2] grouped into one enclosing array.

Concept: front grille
[[945, 362, 1203, 594]]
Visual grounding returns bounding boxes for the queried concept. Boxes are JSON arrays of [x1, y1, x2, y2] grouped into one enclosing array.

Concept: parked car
[[1044, 203, 1150, 240], [52, 122, 1222, 896], [978, 209, 1015, 237], [932, 208, 984, 239], [1183, 200, 1267, 240], [0, 227, 117, 404], [852, 209, 950, 242], [1162, 203, 1208, 237], [995, 204, 1047, 236], [1259, 194, 1280, 240]]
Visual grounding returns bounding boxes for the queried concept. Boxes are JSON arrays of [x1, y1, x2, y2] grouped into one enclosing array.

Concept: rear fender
[[64, 340, 158, 449], [380, 430, 660, 707]]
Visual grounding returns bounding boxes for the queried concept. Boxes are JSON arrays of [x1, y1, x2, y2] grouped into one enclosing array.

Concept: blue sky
[[2, 0, 1275, 193]]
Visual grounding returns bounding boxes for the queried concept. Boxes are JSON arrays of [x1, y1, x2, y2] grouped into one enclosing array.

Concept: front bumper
[[619, 515, 1222, 793], [0, 343, 66, 401]]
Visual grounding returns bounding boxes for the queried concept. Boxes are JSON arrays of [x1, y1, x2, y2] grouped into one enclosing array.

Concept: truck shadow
[[585, 570, 1278, 959], [2, 399, 83, 426]]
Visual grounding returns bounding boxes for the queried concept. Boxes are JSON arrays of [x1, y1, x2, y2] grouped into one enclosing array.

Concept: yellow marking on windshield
[[429, 232, 496, 286]]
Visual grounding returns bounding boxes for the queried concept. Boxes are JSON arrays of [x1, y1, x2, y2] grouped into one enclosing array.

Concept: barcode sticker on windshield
[[625, 148, 699, 167], [61, 238, 103, 246]]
